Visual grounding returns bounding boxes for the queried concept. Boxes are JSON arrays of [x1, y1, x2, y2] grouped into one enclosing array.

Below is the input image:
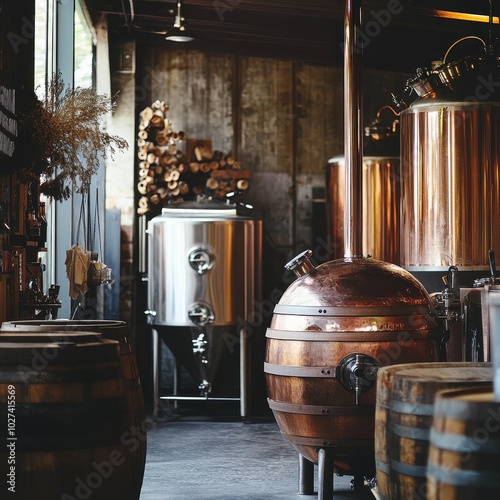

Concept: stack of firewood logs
[[137, 100, 251, 215]]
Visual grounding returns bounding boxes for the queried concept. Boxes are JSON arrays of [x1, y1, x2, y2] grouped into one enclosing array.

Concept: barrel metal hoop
[[389, 459, 427, 478], [264, 362, 337, 378], [427, 461, 500, 487], [265, 328, 440, 342], [273, 304, 432, 317], [390, 400, 434, 416], [430, 429, 500, 454], [375, 458, 391, 475], [281, 432, 374, 453], [268, 399, 374, 416], [392, 423, 430, 441], [434, 398, 494, 421]]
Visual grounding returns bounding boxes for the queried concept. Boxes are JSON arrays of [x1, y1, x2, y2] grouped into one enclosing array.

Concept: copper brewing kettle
[[264, 0, 445, 483]]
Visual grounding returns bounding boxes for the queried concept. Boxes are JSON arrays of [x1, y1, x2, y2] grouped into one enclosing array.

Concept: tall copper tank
[[326, 109, 400, 264], [398, 33, 500, 271], [400, 100, 500, 269]]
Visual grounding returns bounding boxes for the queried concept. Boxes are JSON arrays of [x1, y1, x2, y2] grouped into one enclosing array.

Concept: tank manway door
[[188, 303, 215, 326], [188, 248, 213, 275]]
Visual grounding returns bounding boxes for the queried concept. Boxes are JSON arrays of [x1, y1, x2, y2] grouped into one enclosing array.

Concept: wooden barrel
[[375, 362, 492, 500], [0, 332, 144, 500], [375, 362, 443, 498], [427, 386, 500, 499], [0, 321, 146, 499]]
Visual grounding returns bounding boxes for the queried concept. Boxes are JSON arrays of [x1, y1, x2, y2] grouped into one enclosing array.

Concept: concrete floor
[[139, 409, 378, 500]]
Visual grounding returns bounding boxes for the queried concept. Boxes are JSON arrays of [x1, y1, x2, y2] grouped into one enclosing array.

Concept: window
[[74, 1, 94, 88], [35, 0, 95, 93]]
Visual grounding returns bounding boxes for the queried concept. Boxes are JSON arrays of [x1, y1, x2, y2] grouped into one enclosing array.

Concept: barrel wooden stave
[[375, 362, 424, 499], [0, 330, 145, 500], [0, 319, 146, 498], [375, 362, 493, 500], [427, 386, 500, 500]]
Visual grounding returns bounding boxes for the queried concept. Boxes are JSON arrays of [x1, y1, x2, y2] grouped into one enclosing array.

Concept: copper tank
[[398, 33, 500, 270], [326, 111, 400, 264], [400, 100, 500, 269], [265, 0, 444, 481], [265, 252, 444, 474]]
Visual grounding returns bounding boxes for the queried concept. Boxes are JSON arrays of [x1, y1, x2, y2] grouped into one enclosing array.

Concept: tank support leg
[[318, 448, 334, 500], [298, 454, 314, 495], [239, 326, 248, 418], [152, 328, 160, 418]]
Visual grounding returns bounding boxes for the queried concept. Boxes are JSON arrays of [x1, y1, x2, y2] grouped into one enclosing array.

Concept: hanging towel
[[65, 245, 91, 299]]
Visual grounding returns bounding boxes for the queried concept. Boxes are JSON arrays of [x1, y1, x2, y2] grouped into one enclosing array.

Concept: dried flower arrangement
[[16, 73, 128, 200]]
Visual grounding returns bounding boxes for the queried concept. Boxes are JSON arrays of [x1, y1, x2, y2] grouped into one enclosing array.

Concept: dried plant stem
[[17, 72, 128, 200]]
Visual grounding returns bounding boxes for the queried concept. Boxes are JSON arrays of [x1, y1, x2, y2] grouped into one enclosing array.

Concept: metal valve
[[188, 248, 213, 275], [188, 303, 214, 326], [285, 249, 315, 278], [198, 379, 212, 398], [337, 353, 380, 405], [144, 309, 157, 325], [192, 333, 208, 363], [430, 265, 461, 347]]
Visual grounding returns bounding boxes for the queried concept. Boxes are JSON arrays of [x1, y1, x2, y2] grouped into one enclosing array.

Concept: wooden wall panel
[[239, 57, 294, 174], [139, 48, 234, 154], [135, 44, 409, 264], [296, 64, 342, 175], [238, 57, 295, 249]]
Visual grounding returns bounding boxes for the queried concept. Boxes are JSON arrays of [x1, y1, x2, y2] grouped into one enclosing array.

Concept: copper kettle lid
[[281, 252, 433, 309]]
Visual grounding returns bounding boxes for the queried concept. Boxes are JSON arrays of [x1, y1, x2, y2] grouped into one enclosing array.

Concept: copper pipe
[[344, 0, 363, 259]]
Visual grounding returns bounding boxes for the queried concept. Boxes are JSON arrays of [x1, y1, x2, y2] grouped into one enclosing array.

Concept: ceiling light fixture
[[165, 0, 196, 42], [432, 9, 499, 24]]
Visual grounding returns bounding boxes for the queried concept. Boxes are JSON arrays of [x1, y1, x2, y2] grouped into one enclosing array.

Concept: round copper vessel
[[265, 252, 445, 476]]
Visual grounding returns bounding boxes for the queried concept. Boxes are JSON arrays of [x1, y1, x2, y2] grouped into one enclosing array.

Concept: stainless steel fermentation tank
[[145, 201, 262, 417]]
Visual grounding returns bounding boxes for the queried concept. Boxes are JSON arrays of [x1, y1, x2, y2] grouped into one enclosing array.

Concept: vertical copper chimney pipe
[[344, 0, 363, 260]]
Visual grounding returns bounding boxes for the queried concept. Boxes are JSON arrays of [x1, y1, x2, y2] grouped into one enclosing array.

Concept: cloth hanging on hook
[[65, 194, 92, 298], [65, 190, 113, 297], [65, 245, 91, 299]]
